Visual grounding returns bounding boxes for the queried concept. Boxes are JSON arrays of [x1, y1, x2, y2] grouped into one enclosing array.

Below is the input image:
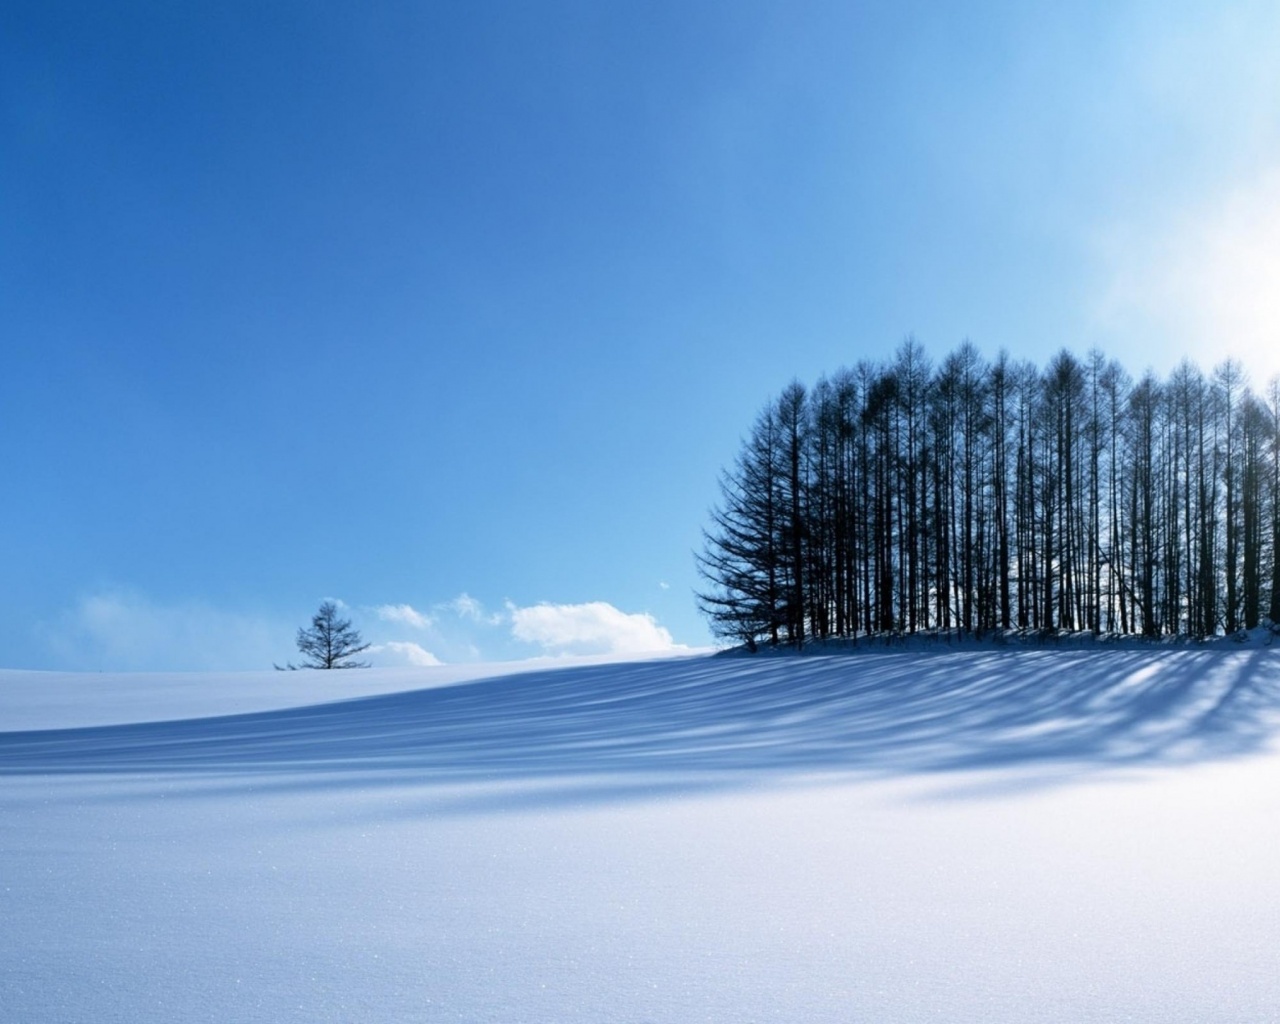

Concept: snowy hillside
[[3, 647, 1280, 1022]]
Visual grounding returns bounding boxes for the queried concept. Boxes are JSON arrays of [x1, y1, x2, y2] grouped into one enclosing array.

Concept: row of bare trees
[[698, 341, 1280, 648]]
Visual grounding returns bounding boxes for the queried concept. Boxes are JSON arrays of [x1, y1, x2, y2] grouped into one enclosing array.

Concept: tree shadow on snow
[[2, 649, 1279, 810]]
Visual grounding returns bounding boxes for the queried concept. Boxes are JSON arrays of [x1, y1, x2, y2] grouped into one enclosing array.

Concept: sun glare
[[1097, 166, 1280, 390]]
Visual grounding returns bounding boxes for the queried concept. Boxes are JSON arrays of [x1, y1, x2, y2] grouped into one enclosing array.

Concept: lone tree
[[293, 600, 371, 669]]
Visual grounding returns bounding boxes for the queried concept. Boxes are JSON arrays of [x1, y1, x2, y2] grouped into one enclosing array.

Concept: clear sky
[[4, 0, 1280, 670]]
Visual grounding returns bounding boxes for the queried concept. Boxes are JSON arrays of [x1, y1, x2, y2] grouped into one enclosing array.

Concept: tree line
[[698, 340, 1280, 649]]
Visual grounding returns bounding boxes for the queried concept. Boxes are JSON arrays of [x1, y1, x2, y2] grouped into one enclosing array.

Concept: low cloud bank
[[40, 591, 282, 672], [40, 590, 682, 671], [371, 640, 442, 667], [509, 601, 679, 656], [375, 594, 684, 660]]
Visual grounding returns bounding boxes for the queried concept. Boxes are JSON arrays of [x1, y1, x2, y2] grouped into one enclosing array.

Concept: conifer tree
[[294, 600, 371, 669]]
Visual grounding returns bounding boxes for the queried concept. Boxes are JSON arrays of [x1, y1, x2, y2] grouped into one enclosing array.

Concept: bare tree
[[291, 600, 371, 669]]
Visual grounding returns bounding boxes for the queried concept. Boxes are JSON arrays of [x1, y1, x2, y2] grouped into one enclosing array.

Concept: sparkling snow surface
[[3, 648, 1280, 1022]]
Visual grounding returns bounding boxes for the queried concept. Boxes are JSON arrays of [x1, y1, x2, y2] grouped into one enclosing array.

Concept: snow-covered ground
[[3, 646, 1280, 1022]]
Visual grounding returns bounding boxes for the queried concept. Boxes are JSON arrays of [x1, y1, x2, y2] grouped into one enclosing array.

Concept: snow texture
[[3, 646, 1280, 1022]]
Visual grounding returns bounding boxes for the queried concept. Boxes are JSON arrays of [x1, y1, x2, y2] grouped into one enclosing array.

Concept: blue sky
[[4, 1, 1280, 670]]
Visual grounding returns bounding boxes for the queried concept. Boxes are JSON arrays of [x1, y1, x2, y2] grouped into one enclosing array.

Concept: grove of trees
[[698, 341, 1280, 649]]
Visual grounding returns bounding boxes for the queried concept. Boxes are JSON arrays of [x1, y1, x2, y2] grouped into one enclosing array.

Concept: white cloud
[[371, 641, 442, 667], [375, 603, 434, 630], [1094, 165, 1280, 386], [508, 601, 680, 656]]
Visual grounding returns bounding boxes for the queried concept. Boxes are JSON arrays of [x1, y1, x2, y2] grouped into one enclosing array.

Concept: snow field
[[3, 648, 1279, 1022]]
